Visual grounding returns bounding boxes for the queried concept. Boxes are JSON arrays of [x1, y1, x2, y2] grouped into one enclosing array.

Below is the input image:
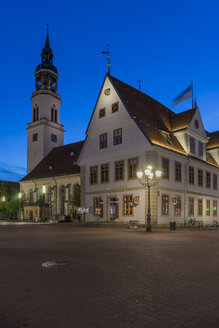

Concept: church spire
[[41, 25, 54, 64], [35, 25, 57, 74]]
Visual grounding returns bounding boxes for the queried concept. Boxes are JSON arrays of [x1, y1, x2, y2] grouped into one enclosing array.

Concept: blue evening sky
[[0, 0, 219, 181]]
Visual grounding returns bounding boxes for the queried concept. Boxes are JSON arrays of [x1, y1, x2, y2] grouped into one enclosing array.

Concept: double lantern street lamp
[[137, 166, 162, 232]]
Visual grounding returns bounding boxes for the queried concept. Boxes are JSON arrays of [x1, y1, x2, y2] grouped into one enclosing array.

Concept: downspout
[[184, 159, 190, 226]]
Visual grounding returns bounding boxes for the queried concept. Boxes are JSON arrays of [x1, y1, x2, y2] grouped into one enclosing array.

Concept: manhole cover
[[42, 261, 69, 268]]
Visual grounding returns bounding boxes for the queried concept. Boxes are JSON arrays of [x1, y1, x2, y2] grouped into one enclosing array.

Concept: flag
[[173, 84, 192, 106]]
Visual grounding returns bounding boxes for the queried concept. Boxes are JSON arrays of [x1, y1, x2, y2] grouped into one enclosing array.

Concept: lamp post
[[2, 196, 5, 220], [137, 166, 162, 232], [42, 185, 46, 221], [18, 192, 22, 221]]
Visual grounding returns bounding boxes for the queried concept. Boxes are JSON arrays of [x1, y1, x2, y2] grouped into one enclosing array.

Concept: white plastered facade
[[78, 75, 219, 226]]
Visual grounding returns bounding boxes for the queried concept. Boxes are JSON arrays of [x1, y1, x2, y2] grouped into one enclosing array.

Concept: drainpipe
[[184, 159, 190, 226]]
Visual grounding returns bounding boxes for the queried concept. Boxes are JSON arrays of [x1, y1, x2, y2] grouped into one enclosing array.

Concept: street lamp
[[42, 185, 46, 221], [137, 166, 162, 232], [18, 192, 22, 221], [2, 196, 5, 220]]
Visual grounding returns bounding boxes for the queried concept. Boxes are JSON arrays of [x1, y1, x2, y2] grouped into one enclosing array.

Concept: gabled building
[[78, 73, 219, 226], [20, 141, 84, 220]]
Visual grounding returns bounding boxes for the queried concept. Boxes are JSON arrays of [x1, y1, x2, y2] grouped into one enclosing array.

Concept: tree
[[69, 184, 80, 219], [0, 182, 20, 219]]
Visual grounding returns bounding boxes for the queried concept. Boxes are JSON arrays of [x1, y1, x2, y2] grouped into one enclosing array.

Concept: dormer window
[[199, 142, 203, 156], [195, 119, 199, 129], [190, 137, 195, 154]]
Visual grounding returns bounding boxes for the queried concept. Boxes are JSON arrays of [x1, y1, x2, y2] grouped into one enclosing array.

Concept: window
[[90, 166, 98, 184], [195, 119, 199, 129], [93, 197, 102, 215], [189, 166, 194, 184], [198, 169, 203, 187], [190, 137, 195, 154], [99, 108, 105, 118], [206, 200, 210, 216], [113, 128, 122, 145], [213, 174, 217, 190], [162, 158, 169, 179], [51, 108, 57, 123], [115, 161, 124, 181], [188, 197, 194, 216], [101, 164, 109, 183], [175, 162, 181, 182], [162, 195, 169, 215], [33, 133, 38, 142], [128, 158, 138, 179], [29, 191, 34, 204], [33, 107, 39, 122], [112, 102, 119, 113], [51, 134, 57, 143], [100, 133, 107, 149], [198, 199, 203, 216], [199, 142, 203, 156], [174, 196, 181, 216], [123, 195, 133, 215], [206, 172, 211, 188], [213, 200, 217, 217]]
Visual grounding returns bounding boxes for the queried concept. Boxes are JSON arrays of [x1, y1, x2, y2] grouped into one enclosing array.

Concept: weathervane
[[102, 44, 111, 74], [137, 80, 142, 91]]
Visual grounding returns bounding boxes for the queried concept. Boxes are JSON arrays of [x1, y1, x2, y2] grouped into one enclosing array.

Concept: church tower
[[27, 28, 64, 174]]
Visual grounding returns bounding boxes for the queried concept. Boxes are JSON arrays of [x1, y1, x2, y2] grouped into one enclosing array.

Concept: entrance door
[[109, 197, 117, 221]]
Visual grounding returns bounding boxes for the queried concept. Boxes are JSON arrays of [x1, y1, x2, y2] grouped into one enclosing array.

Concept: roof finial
[[46, 23, 49, 33], [137, 80, 142, 91], [194, 98, 197, 107], [102, 44, 111, 75]]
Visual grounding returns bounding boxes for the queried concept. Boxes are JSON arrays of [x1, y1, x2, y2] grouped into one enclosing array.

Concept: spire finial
[[102, 44, 111, 75]]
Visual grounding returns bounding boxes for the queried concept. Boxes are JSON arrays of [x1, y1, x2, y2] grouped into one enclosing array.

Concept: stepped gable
[[109, 75, 185, 154], [206, 131, 219, 150], [20, 141, 84, 182]]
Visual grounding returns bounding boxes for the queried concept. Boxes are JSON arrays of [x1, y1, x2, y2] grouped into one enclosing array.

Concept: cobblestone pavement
[[0, 225, 219, 328]]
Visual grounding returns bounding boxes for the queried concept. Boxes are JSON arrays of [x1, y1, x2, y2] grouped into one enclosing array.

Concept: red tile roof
[[170, 108, 196, 132], [109, 75, 187, 154], [206, 131, 219, 150], [20, 141, 84, 182], [109, 75, 219, 161]]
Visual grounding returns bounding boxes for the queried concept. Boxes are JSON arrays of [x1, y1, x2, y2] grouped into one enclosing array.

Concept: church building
[[20, 30, 83, 221]]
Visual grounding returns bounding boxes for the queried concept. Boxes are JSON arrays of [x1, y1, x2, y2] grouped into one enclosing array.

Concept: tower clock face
[[112, 102, 119, 113]]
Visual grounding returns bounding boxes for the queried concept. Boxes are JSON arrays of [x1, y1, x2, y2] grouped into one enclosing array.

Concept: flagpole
[[191, 80, 193, 108]]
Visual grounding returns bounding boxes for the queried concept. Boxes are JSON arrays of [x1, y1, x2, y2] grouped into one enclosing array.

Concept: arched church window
[[33, 106, 39, 122], [51, 108, 57, 123]]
